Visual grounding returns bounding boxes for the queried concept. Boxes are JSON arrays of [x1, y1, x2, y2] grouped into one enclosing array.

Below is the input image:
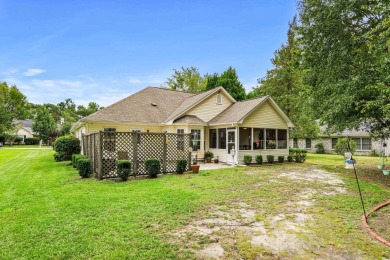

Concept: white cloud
[[128, 78, 142, 84], [23, 68, 46, 77], [127, 75, 166, 86]]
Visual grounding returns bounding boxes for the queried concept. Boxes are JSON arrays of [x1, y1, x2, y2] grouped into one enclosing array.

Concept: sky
[[0, 0, 298, 107]]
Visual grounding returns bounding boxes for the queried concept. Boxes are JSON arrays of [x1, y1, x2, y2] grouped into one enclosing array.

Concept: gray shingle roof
[[173, 115, 205, 124], [209, 96, 268, 124], [82, 87, 193, 123], [319, 124, 371, 137]]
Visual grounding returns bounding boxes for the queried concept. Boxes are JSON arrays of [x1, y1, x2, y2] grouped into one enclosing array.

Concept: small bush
[[334, 138, 356, 156], [77, 158, 92, 178], [267, 155, 274, 163], [0, 135, 5, 143], [289, 148, 307, 163], [74, 155, 89, 168], [14, 136, 23, 144], [278, 156, 284, 163], [267, 140, 277, 149], [116, 160, 132, 181], [369, 150, 380, 157], [72, 154, 81, 168], [314, 142, 325, 154], [255, 155, 263, 164], [287, 155, 293, 162], [54, 135, 81, 161], [243, 155, 252, 165], [24, 137, 39, 145], [145, 158, 160, 178], [176, 159, 187, 174]]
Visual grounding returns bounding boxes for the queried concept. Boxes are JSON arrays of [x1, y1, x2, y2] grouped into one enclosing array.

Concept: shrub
[[24, 137, 39, 145], [255, 155, 263, 164], [267, 155, 274, 163], [145, 158, 160, 178], [14, 136, 23, 144], [0, 135, 5, 143], [204, 151, 214, 159], [54, 135, 81, 161], [77, 158, 92, 178], [289, 148, 307, 163], [74, 155, 89, 168], [72, 154, 81, 168], [314, 142, 325, 154], [287, 155, 293, 162], [176, 159, 187, 174], [334, 138, 356, 156], [369, 150, 380, 157], [278, 156, 284, 163], [243, 155, 252, 165], [116, 160, 132, 181], [54, 152, 65, 162]]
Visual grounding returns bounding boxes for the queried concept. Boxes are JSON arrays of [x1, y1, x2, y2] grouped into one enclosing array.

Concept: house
[[71, 86, 295, 164], [14, 119, 38, 142], [291, 125, 389, 156]]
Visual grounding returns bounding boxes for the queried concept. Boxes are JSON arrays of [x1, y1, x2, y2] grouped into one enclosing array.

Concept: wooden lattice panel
[[166, 133, 190, 172], [136, 133, 165, 175]]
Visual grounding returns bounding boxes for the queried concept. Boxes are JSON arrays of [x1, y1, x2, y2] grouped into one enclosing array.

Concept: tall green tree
[[299, 0, 390, 138], [248, 17, 319, 138], [205, 67, 246, 101], [164, 67, 207, 93], [0, 82, 28, 134], [32, 107, 56, 142], [77, 102, 102, 118]]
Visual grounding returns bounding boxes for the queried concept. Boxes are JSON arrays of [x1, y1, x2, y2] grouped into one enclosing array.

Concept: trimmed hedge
[[14, 136, 23, 144], [176, 159, 187, 174], [145, 158, 160, 178], [72, 154, 81, 168], [72, 154, 88, 168], [255, 155, 263, 164], [54, 153, 65, 162], [289, 148, 307, 163], [278, 156, 284, 163], [77, 158, 92, 178], [54, 135, 81, 161], [314, 142, 325, 154], [116, 160, 132, 181], [287, 155, 293, 162], [24, 137, 39, 145], [243, 155, 252, 165], [267, 155, 274, 163]]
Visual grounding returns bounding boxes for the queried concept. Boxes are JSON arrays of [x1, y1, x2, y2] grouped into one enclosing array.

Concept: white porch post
[[235, 126, 239, 164]]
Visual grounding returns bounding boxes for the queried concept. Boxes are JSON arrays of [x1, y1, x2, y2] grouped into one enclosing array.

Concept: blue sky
[[0, 0, 297, 106]]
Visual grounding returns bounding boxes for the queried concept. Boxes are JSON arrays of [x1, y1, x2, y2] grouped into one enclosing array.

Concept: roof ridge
[[237, 95, 268, 102]]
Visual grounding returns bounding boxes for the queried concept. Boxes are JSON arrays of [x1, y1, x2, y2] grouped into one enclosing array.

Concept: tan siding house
[[72, 86, 294, 164]]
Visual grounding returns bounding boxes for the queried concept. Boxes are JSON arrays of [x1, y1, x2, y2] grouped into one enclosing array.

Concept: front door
[[226, 129, 236, 164]]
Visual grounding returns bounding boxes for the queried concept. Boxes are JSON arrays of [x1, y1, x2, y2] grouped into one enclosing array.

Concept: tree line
[[0, 81, 102, 145], [164, 0, 390, 139]]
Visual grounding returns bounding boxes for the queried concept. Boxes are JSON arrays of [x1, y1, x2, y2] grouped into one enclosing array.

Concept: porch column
[[264, 128, 267, 150]]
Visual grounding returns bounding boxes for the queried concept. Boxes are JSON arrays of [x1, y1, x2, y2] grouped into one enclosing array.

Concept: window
[[362, 138, 371, 150], [331, 138, 338, 149], [277, 130, 288, 149], [209, 129, 217, 148], [293, 138, 298, 148], [191, 129, 201, 151], [177, 129, 184, 150], [103, 128, 116, 151], [306, 138, 312, 149], [218, 128, 226, 149], [216, 93, 222, 105]]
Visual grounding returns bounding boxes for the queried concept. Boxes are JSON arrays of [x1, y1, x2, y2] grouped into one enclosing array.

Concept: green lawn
[[0, 150, 389, 259]]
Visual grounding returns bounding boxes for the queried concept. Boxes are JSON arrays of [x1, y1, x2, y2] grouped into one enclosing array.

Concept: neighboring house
[[291, 125, 389, 156], [14, 119, 38, 142], [71, 87, 295, 164]]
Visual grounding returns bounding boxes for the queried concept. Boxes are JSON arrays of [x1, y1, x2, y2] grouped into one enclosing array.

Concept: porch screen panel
[[266, 129, 276, 149], [253, 128, 264, 150], [209, 129, 217, 148], [218, 128, 226, 149], [278, 129, 287, 149], [239, 127, 252, 150]]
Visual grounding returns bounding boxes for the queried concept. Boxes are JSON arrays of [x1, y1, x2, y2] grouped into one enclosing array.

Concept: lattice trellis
[[82, 131, 191, 179]]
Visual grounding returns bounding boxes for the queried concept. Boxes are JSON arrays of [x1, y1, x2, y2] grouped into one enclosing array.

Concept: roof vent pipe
[[151, 103, 157, 106]]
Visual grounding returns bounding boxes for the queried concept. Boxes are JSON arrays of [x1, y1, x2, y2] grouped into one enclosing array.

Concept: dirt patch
[[170, 167, 351, 258]]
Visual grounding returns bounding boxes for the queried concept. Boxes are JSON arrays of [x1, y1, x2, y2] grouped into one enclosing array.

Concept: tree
[[164, 67, 207, 93], [249, 17, 319, 138], [0, 82, 28, 134], [32, 107, 56, 143], [298, 0, 390, 138], [77, 102, 102, 118], [205, 67, 246, 101]]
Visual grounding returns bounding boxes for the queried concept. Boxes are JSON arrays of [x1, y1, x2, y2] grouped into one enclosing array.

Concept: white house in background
[[14, 119, 38, 142], [291, 125, 389, 156], [71, 86, 295, 164]]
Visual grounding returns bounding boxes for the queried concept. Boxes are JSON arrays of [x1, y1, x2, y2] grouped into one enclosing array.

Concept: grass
[[0, 150, 389, 259]]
